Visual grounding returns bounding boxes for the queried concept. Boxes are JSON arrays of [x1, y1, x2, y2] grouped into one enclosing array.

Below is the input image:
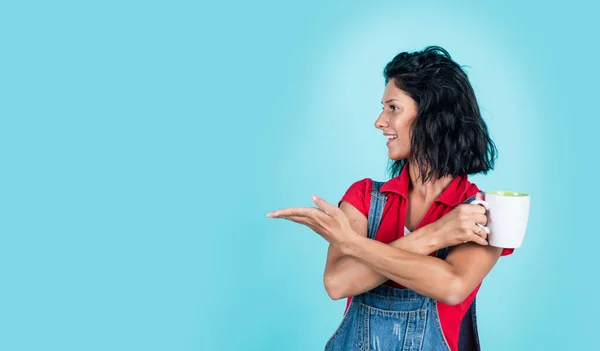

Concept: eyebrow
[[382, 98, 402, 104]]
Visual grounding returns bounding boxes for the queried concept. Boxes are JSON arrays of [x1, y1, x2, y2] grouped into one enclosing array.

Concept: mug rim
[[487, 190, 529, 197]]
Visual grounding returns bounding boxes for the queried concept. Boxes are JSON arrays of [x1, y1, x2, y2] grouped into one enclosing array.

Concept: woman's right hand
[[429, 193, 489, 247]]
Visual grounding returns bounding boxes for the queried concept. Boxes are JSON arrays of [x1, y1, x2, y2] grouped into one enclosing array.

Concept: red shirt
[[338, 165, 513, 351]]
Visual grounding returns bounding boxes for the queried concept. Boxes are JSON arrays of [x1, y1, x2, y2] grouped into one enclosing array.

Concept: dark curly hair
[[384, 46, 497, 182]]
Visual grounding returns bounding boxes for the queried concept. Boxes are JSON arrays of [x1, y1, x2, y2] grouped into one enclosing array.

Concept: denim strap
[[457, 191, 485, 351], [367, 181, 387, 240]]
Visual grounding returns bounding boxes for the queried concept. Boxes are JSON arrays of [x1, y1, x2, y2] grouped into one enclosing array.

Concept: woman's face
[[375, 79, 419, 160]]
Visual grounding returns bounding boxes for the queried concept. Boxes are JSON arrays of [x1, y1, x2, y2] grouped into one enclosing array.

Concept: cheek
[[398, 127, 413, 152], [403, 118, 416, 139], [392, 114, 413, 129], [399, 125, 412, 142], [399, 138, 411, 151]]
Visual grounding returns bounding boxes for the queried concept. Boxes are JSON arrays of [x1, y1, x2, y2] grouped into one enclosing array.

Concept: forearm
[[324, 226, 443, 299], [339, 235, 459, 304]]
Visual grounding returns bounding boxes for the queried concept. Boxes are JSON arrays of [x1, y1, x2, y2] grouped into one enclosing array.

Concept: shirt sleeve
[[338, 178, 372, 217], [500, 248, 514, 256]]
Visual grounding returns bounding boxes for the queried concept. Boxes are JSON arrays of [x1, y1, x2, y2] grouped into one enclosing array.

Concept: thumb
[[312, 195, 338, 216]]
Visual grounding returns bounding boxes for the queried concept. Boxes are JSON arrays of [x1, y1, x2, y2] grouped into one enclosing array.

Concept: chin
[[388, 152, 409, 161]]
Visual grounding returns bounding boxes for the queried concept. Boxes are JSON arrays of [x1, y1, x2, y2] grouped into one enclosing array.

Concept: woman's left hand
[[266, 195, 357, 246]]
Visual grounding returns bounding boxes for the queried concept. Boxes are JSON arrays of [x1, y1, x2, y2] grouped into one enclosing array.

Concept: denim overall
[[325, 181, 482, 351]]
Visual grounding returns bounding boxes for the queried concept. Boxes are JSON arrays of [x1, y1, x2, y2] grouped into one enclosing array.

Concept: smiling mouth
[[385, 134, 398, 145]]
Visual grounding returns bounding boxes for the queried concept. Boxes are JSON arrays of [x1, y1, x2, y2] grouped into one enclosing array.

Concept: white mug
[[471, 191, 530, 248]]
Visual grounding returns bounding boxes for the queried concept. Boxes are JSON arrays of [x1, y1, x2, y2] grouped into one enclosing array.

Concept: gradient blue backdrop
[[1, 1, 597, 350]]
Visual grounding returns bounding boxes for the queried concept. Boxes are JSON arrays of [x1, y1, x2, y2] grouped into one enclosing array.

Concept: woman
[[267, 46, 514, 351]]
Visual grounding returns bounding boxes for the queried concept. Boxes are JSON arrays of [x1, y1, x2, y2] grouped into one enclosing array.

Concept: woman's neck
[[407, 162, 454, 202]]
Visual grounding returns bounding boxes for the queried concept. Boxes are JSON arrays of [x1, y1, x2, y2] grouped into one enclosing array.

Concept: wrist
[[338, 234, 363, 257], [421, 223, 445, 251]]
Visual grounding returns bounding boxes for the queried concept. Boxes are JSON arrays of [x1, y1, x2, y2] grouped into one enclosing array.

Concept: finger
[[471, 222, 486, 239], [279, 216, 327, 236], [472, 213, 488, 226], [469, 233, 489, 246], [474, 223, 490, 236], [467, 204, 487, 214], [277, 211, 332, 231], [311, 195, 339, 217], [267, 207, 321, 218], [279, 215, 312, 226]]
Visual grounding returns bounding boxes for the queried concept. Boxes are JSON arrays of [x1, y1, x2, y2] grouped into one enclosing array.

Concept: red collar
[[380, 163, 470, 206]]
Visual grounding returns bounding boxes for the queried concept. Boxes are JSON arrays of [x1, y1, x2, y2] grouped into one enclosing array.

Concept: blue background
[[1, 0, 597, 350]]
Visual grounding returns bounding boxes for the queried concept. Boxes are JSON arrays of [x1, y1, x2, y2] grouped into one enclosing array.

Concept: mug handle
[[470, 199, 490, 235]]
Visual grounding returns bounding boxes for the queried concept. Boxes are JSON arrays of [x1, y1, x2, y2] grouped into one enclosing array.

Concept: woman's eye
[[381, 105, 399, 112]]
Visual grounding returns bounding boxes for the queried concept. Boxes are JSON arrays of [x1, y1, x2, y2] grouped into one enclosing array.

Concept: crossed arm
[[323, 201, 503, 305]]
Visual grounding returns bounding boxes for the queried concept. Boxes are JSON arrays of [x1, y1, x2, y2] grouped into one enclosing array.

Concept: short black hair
[[383, 46, 497, 182]]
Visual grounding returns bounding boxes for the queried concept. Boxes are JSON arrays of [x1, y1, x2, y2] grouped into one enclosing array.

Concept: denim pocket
[[356, 303, 427, 351]]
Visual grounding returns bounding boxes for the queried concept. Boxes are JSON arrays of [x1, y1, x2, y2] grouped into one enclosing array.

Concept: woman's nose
[[374, 112, 387, 129]]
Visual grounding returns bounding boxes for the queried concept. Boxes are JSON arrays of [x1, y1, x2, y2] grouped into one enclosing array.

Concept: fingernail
[[266, 212, 278, 218], [312, 195, 317, 201]]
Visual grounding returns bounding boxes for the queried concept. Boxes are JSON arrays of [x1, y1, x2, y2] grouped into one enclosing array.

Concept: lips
[[384, 134, 398, 146]]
